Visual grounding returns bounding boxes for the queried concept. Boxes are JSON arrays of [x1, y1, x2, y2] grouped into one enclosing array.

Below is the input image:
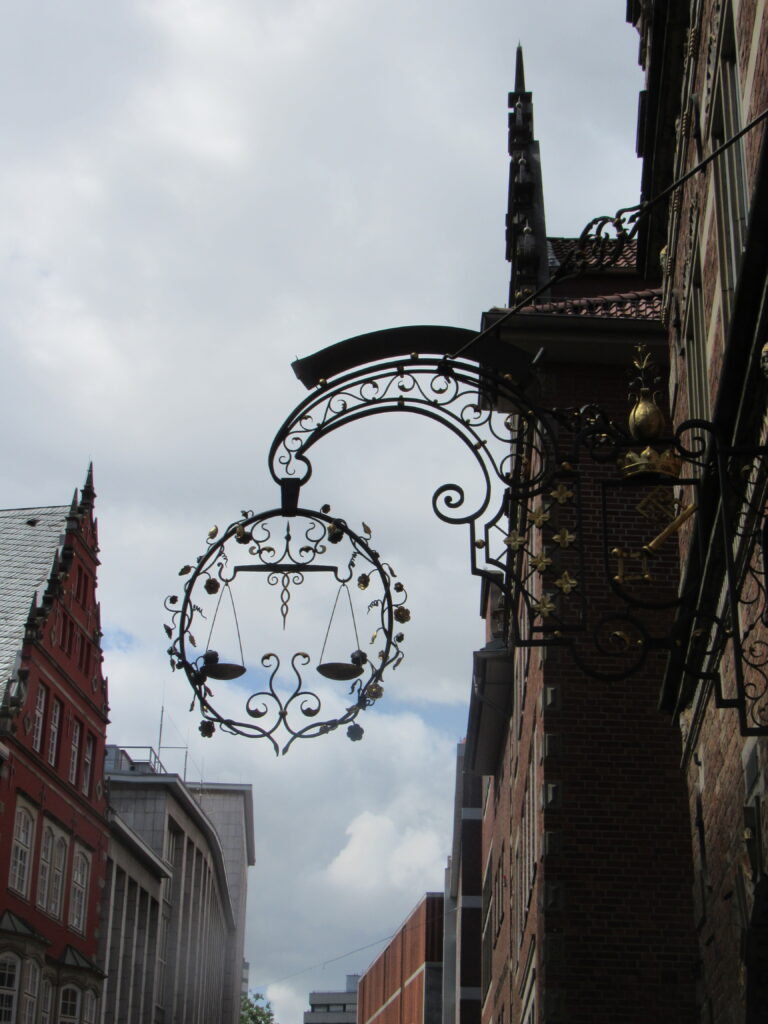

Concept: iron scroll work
[[168, 335, 768, 748], [165, 508, 408, 755]]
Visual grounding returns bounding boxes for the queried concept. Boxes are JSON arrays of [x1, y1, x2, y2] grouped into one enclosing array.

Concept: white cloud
[[0, 0, 644, 1019]]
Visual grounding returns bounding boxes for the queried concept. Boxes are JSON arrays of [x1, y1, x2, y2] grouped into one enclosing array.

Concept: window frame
[[40, 978, 52, 1024], [47, 698, 61, 767], [9, 804, 35, 897], [69, 719, 82, 786], [69, 848, 90, 933], [0, 954, 20, 1024], [59, 985, 81, 1024], [21, 960, 39, 1024], [50, 836, 68, 919], [37, 826, 54, 910], [32, 684, 47, 753], [81, 734, 95, 797]]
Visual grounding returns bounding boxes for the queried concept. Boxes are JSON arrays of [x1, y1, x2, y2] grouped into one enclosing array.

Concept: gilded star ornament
[[505, 530, 527, 551], [549, 483, 574, 505], [531, 551, 552, 574], [530, 506, 550, 528], [554, 571, 579, 594], [552, 528, 576, 548], [533, 593, 556, 617]]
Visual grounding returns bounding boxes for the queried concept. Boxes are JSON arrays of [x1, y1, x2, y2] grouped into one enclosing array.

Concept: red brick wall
[[480, 356, 698, 1024], [359, 894, 443, 1024]]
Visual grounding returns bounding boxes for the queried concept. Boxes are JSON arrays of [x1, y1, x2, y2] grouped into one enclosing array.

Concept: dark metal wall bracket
[[167, 342, 768, 747]]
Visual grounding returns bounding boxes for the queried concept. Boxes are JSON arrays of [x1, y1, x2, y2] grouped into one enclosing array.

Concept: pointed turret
[[515, 42, 526, 92], [505, 45, 549, 307], [80, 462, 95, 512]]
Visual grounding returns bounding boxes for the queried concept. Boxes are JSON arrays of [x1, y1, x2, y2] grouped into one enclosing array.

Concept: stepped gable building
[[99, 745, 254, 1024], [630, 1, 768, 1019], [0, 469, 110, 1022], [358, 896, 443, 1024], [464, 47, 699, 1024]]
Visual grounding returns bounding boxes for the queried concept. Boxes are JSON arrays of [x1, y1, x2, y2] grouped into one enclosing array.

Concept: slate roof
[[0, 505, 70, 689]]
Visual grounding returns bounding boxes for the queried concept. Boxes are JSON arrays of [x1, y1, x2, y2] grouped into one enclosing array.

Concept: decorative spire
[[506, 45, 548, 306], [80, 462, 95, 512], [515, 43, 525, 93]]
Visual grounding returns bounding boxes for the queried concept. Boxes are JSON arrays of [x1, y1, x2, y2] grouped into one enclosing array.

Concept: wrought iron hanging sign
[[165, 506, 408, 754], [167, 335, 768, 746]]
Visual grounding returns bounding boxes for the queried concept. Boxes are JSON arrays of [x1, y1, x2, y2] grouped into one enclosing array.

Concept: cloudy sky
[[0, 2, 643, 1021]]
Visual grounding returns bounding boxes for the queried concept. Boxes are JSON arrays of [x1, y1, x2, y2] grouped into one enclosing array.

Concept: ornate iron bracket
[[167, 341, 768, 744], [166, 108, 768, 746]]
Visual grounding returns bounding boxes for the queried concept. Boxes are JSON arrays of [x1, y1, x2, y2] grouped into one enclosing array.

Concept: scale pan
[[205, 662, 247, 680], [317, 662, 364, 681]]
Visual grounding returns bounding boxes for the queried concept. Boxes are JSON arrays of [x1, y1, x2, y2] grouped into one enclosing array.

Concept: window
[[157, 913, 169, 1003], [37, 827, 53, 910], [69, 850, 89, 932], [493, 842, 506, 940], [32, 684, 47, 752], [47, 699, 61, 767], [82, 734, 94, 796], [0, 955, 20, 1024], [9, 806, 34, 896], [60, 986, 81, 1024], [21, 960, 39, 1024], [60, 614, 74, 657], [684, 242, 710, 422], [710, 2, 748, 324], [83, 990, 96, 1024], [69, 720, 81, 785], [77, 633, 92, 677], [50, 837, 67, 918], [75, 565, 90, 607], [515, 757, 537, 950], [40, 979, 52, 1024]]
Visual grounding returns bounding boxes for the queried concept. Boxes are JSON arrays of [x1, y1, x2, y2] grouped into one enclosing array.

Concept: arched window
[[50, 837, 67, 918], [59, 986, 81, 1024], [21, 960, 39, 1024], [9, 806, 34, 896], [40, 978, 52, 1024], [37, 827, 53, 909], [0, 954, 20, 1024], [83, 989, 97, 1024], [69, 851, 89, 932]]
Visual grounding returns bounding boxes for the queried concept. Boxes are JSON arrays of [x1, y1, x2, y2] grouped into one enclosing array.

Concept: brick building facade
[[0, 470, 110, 1022], [631, 1, 768, 1020], [359, 894, 443, 1024], [456, 2, 768, 1021]]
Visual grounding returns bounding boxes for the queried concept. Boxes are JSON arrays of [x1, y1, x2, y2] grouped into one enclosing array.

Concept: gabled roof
[[0, 505, 69, 687], [0, 908, 49, 943]]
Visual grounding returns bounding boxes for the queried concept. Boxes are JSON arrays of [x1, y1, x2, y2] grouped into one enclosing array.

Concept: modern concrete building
[[98, 745, 254, 1024], [442, 744, 481, 1024], [304, 975, 359, 1024]]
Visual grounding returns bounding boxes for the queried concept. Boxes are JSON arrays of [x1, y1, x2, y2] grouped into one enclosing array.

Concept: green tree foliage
[[241, 993, 276, 1024]]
